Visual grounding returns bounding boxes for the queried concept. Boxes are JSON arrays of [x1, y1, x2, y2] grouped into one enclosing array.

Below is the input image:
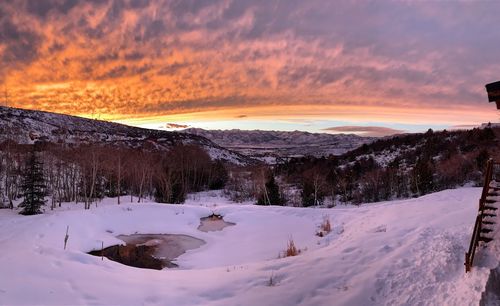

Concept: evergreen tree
[[208, 161, 229, 190], [19, 150, 46, 215], [476, 149, 490, 171], [411, 157, 434, 196], [301, 180, 316, 207], [257, 173, 284, 205], [478, 127, 495, 142]]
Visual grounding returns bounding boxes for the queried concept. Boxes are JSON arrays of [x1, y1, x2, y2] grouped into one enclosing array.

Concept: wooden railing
[[465, 159, 497, 272]]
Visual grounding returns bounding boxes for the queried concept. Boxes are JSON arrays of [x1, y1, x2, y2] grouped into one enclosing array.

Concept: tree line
[[273, 127, 500, 206], [2, 126, 498, 213], [223, 127, 500, 207], [0, 141, 229, 213]]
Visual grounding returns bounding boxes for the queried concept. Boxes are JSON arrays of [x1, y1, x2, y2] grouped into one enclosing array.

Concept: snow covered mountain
[[182, 128, 372, 162], [0, 106, 252, 165]]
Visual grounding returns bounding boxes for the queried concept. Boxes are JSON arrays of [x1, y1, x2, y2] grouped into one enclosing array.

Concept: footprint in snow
[[379, 245, 393, 253], [51, 260, 62, 268], [342, 247, 357, 253], [371, 225, 387, 233], [82, 293, 99, 303], [145, 296, 160, 304], [261, 261, 291, 271]]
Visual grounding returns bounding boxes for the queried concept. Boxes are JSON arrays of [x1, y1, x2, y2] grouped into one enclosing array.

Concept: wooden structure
[[485, 81, 500, 109], [465, 82, 500, 272], [465, 160, 500, 272]]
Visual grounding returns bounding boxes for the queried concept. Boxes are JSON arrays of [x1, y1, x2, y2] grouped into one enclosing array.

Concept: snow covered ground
[[0, 188, 495, 305]]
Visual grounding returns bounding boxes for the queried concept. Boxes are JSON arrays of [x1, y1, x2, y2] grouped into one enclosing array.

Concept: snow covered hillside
[[182, 128, 372, 162], [0, 106, 252, 165], [0, 187, 493, 305]]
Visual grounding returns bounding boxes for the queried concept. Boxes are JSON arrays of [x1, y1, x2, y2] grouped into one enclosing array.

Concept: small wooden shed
[[485, 81, 500, 109]]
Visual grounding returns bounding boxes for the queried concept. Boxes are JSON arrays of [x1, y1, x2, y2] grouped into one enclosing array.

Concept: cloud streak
[[0, 0, 498, 127], [164, 122, 189, 129], [323, 126, 405, 137]]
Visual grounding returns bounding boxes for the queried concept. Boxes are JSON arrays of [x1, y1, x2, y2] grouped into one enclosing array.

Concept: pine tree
[[301, 180, 316, 207], [208, 161, 229, 190], [19, 150, 46, 215], [411, 156, 434, 196], [476, 149, 490, 171], [257, 173, 284, 206]]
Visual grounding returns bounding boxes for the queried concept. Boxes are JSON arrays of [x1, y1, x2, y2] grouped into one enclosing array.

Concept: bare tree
[[3, 142, 22, 208], [116, 151, 124, 204], [3, 87, 8, 107], [79, 146, 102, 209]]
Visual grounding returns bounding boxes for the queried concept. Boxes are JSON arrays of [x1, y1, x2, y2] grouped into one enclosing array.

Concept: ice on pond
[[197, 215, 235, 232]]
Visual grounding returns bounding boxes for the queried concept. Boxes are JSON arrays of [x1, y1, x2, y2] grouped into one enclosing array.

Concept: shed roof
[[485, 81, 500, 109]]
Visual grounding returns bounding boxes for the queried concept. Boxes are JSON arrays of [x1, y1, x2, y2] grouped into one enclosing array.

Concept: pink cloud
[[323, 126, 405, 137]]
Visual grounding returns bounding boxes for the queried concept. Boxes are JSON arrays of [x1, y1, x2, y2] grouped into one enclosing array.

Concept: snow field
[[0, 187, 494, 305]]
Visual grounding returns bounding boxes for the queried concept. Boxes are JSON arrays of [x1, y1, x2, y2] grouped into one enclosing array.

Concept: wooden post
[[64, 226, 69, 250]]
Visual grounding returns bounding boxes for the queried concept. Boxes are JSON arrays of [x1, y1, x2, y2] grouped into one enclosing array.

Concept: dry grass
[[286, 239, 299, 256], [316, 215, 332, 237], [321, 216, 332, 232], [280, 237, 301, 258], [267, 271, 277, 286]]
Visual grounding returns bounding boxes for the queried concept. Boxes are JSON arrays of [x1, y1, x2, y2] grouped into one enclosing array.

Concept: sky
[[1, 0, 499, 136]]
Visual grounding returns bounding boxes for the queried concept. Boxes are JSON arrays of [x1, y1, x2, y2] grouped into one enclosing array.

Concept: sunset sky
[[1, 0, 499, 136]]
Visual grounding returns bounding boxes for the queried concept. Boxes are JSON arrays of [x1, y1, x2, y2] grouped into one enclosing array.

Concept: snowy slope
[[182, 128, 372, 162], [0, 106, 253, 165], [0, 187, 492, 305]]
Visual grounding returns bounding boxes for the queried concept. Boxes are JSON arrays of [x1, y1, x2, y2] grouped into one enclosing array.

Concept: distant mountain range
[[0, 106, 251, 165], [0, 106, 374, 164], [181, 128, 373, 162]]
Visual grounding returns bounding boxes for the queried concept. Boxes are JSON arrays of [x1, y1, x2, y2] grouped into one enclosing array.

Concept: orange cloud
[[0, 0, 498, 129]]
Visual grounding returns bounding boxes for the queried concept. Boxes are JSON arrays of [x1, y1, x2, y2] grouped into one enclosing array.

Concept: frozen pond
[[89, 234, 205, 270], [117, 234, 206, 262], [197, 215, 235, 232]]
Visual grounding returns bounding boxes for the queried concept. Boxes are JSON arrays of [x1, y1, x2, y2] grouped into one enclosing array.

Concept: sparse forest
[[0, 141, 229, 211], [276, 126, 500, 205], [1, 127, 498, 211]]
